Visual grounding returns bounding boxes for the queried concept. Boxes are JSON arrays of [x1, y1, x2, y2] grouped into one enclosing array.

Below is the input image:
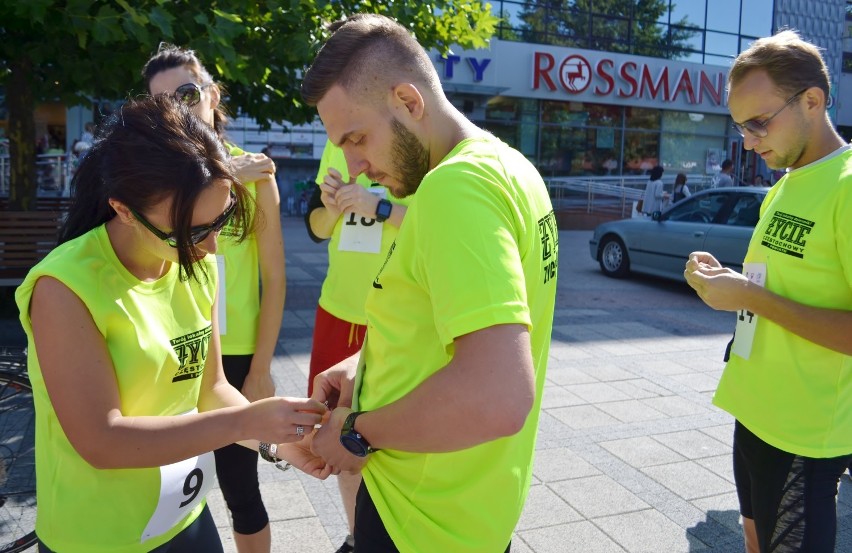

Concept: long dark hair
[[141, 43, 230, 140], [60, 95, 253, 282]]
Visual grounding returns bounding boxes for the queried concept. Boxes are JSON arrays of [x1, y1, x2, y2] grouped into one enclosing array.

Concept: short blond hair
[[728, 29, 831, 101]]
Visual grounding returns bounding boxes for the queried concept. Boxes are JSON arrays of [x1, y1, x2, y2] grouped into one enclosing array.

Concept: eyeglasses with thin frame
[[732, 89, 808, 138], [173, 82, 212, 107], [130, 190, 237, 248]]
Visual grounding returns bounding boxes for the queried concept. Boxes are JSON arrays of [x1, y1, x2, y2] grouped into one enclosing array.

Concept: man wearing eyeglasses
[[684, 30, 852, 553]]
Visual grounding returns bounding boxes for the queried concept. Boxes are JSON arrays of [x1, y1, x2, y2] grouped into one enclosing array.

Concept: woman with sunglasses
[[14, 96, 330, 553], [142, 45, 286, 553]]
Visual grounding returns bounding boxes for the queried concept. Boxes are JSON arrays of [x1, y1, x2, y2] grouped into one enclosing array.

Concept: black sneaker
[[334, 537, 355, 553]]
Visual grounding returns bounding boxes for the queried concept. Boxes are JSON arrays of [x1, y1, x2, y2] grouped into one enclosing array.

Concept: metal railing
[[0, 154, 74, 198], [546, 174, 716, 219]]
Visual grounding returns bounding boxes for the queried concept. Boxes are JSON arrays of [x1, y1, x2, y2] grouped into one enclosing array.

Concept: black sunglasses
[[131, 190, 237, 248], [732, 89, 807, 138], [173, 82, 212, 107]]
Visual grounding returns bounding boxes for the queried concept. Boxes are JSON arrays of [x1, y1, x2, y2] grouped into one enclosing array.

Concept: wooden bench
[[0, 196, 73, 212], [0, 211, 65, 286]]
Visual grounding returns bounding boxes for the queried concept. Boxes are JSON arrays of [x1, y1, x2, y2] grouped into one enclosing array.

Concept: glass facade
[[449, 93, 728, 178], [492, 1, 773, 66], [443, 1, 780, 179]]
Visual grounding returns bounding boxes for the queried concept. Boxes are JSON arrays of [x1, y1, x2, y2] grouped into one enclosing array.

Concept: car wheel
[[599, 235, 630, 278]]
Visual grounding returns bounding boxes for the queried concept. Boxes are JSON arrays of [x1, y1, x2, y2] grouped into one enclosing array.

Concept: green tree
[[517, 0, 697, 58], [0, 0, 497, 210]]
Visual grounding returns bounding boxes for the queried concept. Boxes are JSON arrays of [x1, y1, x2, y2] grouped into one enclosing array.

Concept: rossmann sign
[[435, 39, 730, 114]]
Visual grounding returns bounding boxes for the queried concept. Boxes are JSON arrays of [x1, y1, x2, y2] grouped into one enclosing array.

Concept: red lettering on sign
[[640, 66, 670, 101], [699, 72, 723, 105], [595, 59, 615, 95], [618, 62, 638, 98], [672, 69, 696, 104], [533, 52, 556, 91]]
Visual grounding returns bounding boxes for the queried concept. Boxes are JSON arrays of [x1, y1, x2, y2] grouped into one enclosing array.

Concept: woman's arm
[[241, 175, 286, 402], [30, 276, 323, 470]]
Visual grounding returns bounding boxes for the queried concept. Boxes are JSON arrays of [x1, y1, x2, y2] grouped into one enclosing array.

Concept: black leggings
[[38, 505, 223, 553], [733, 421, 852, 553], [355, 480, 512, 553], [214, 354, 269, 535]]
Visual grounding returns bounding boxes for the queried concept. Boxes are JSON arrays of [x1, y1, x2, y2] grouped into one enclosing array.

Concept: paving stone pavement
[[206, 215, 852, 553]]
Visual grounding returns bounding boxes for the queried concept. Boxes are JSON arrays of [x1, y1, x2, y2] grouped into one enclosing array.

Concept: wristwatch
[[340, 411, 378, 457], [375, 199, 393, 223]]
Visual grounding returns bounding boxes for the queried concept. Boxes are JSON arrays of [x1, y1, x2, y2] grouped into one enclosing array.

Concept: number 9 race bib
[[140, 409, 216, 543]]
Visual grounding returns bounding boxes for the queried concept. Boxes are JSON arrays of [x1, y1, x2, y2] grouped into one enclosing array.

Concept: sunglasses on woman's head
[[131, 190, 238, 248], [173, 82, 211, 107]]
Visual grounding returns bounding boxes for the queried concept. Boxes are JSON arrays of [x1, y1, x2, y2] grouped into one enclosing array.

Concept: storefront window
[[539, 125, 623, 177], [659, 111, 728, 174], [623, 130, 660, 175], [591, 15, 630, 52], [625, 107, 660, 130]]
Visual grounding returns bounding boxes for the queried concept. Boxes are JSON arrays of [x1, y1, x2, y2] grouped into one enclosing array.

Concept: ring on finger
[[296, 425, 305, 437]]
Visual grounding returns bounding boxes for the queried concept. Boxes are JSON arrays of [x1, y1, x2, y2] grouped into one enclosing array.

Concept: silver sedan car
[[589, 187, 769, 280]]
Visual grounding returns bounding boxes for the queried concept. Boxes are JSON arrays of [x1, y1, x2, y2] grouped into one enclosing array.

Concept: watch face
[[340, 434, 368, 457]]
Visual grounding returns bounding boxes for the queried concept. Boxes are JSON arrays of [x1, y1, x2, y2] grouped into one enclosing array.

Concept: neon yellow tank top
[[15, 225, 218, 552], [218, 144, 260, 354]]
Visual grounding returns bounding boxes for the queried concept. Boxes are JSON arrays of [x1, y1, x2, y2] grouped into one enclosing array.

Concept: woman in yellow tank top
[[15, 97, 330, 553], [142, 44, 286, 553]]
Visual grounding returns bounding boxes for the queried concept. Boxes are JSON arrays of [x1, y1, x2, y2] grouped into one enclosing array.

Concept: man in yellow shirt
[[685, 30, 852, 553], [301, 14, 558, 552], [304, 140, 408, 553]]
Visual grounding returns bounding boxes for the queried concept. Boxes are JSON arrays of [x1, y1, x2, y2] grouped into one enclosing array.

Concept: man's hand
[[310, 407, 368, 474], [310, 354, 359, 409], [684, 251, 750, 312], [317, 167, 347, 216], [280, 433, 337, 479], [231, 153, 276, 184], [241, 368, 275, 403], [334, 183, 381, 220]]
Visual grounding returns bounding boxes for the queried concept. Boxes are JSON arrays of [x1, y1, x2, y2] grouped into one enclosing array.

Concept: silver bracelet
[[259, 442, 291, 471]]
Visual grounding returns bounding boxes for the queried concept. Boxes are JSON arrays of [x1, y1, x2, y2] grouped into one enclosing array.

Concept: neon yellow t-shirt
[[15, 225, 218, 552], [314, 140, 409, 325], [715, 145, 852, 457], [358, 136, 558, 552], [217, 144, 260, 354]]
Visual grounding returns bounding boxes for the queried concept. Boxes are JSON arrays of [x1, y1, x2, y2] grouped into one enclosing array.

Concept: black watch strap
[[375, 199, 393, 222]]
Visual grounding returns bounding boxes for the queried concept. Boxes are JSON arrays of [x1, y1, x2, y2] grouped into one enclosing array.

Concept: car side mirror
[[651, 211, 662, 221]]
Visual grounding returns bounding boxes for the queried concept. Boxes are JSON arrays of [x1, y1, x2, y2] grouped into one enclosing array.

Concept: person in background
[[716, 159, 735, 187], [672, 172, 691, 203], [752, 174, 765, 186], [641, 165, 668, 215], [305, 139, 409, 553], [685, 30, 852, 553], [143, 44, 286, 553], [302, 13, 558, 552], [14, 96, 330, 553]]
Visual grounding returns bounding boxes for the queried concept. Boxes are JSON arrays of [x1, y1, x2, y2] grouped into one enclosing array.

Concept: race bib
[[141, 410, 216, 543], [731, 263, 766, 360], [338, 188, 385, 254], [216, 255, 227, 335]]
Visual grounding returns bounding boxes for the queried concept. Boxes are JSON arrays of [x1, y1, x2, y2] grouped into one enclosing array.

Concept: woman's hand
[[247, 397, 327, 444], [231, 153, 276, 184]]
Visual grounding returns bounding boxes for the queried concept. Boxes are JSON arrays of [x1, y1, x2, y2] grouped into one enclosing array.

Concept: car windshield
[[725, 195, 762, 227], [665, 192, 731, 224]]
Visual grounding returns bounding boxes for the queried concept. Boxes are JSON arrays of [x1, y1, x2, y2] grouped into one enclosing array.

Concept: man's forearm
[[354, 325, 535, 452], [748, 285, 852, 355], [308, 207, 340, 239]]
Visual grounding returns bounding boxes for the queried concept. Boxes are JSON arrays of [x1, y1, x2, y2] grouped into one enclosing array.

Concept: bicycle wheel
[[0, 371, 36, 553]]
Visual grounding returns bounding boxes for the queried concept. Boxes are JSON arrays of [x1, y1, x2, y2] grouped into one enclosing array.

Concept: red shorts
[[308, 305, 366, 396]]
